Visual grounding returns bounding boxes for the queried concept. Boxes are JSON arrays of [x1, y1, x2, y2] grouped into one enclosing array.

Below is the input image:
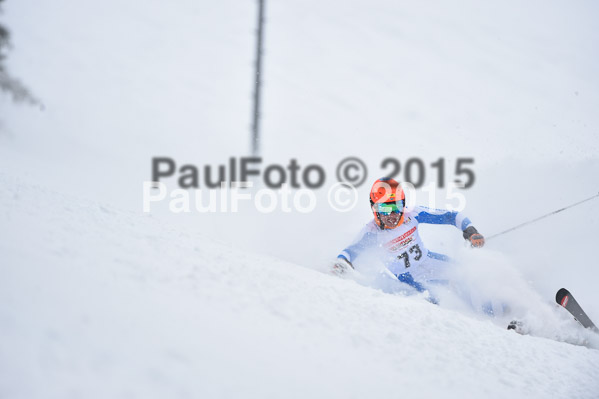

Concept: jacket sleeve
[[337, 225, 377, 263], [413, 206, 473, 232]]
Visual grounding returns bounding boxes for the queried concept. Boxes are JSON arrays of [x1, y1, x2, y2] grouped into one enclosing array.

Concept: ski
[[555, 288, 598, 333]]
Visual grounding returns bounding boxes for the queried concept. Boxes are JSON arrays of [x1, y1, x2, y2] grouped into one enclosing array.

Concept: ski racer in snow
[[335, 178, 485, 294]]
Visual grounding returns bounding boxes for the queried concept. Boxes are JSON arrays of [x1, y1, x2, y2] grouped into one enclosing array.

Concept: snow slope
[[2, 0, 599, 397], [2, 0, 598, 276], [2, 174, 599, 399]]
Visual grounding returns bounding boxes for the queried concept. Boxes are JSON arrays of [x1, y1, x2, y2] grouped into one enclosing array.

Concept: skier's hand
[[468, 233, 485, 248], [332, 258, 354, 275], [463, 226, 485, 248]]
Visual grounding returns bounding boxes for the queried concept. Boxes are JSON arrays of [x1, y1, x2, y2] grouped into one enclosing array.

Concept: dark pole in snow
[[251, 0, 265, 156]]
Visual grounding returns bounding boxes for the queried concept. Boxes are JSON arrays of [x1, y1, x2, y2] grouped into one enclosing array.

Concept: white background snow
[[1, 0, 599, 397]]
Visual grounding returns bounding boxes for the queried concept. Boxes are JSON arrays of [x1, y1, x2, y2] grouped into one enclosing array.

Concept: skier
[[334, 177, 485, 295]]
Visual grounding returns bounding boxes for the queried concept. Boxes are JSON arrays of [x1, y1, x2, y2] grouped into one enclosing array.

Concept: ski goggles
[[375, 201, 404, 216]]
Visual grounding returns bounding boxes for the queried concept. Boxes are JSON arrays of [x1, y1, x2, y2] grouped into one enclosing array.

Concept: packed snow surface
[[1, 174, 599, 398], [2, 0, 599, 397]]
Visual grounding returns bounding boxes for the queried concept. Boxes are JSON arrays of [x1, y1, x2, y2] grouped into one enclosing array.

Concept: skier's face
[[380, 211, 401, 228], [373, 202, 403, 228]]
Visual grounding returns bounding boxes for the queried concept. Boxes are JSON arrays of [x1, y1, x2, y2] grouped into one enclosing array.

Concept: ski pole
[[486, 192, 599, 241]]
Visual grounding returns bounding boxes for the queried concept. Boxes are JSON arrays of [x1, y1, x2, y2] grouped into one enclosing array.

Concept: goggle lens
[[376, 201, 404, 216]]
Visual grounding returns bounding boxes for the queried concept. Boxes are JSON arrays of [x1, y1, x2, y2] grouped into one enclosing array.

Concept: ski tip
[[556, 288, 569, 304]]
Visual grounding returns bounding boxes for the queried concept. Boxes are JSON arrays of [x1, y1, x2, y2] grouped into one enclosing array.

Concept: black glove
[[463, 226, 485, 248]]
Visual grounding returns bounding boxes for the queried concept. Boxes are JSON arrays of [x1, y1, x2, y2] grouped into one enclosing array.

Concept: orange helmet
[[370, 178, 406, 229]]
